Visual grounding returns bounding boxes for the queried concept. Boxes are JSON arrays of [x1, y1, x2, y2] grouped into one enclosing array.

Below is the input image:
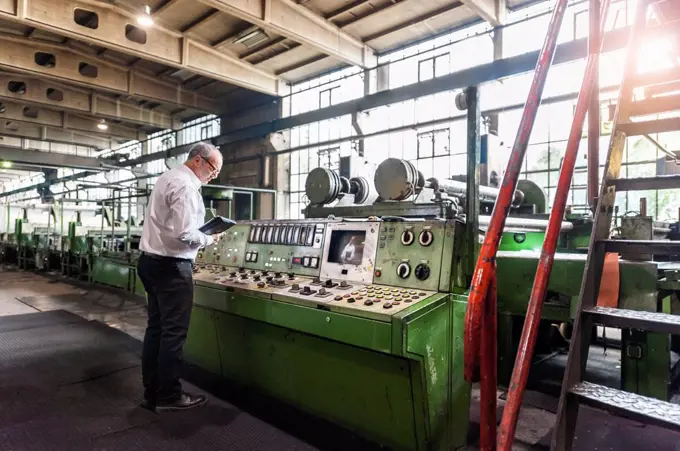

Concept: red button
[[375, 270, 382, 277]]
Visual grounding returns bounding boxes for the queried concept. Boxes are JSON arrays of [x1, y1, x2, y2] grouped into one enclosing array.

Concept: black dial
[[414, 263, 431, 281], [418, 230, 434, 247], [400, 230, 415, 246]]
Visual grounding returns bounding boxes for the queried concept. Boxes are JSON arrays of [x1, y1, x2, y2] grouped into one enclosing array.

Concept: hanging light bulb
[[97, 119, 108, 131], [137, 5, 153, 27]]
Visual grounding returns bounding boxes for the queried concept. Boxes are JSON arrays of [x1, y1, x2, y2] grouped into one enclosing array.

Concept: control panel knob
[[340, 281, 349, 288], [302, 286, 312, 294], [238, 267, 246, 273], [288, 272, 295, 280], [275, 272, 282, 278], [396, 262, 411, 279], [266, 276, 274, 282], [240, 274, 248, 279], [323, 279, 334, 287], [418, 230, 434, 247], [312, 277, 321, 283], [400, 230, 415, 246], [414, 263, 431, 281], [253, 275, 261, 281], [262, 271, 269, 276], [318, 288, 327, 295], [291, 283, 300, 291], [257, 282, 266, 288], [250, 270, 256, 274], [274, 279, 285, 286], [229, 271, 237, 277]]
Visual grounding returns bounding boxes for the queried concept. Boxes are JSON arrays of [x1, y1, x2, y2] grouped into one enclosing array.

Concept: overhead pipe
[[463, 0, 570, 387], [496, 0, 612, 448]]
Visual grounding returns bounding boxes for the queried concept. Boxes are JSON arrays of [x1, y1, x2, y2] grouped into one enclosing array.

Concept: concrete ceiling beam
[[0, 35, 220, 113], [460, 0, 505, 26], [198, 0, 377, 68], [0, 73, 182, 130], [0, 144, 116, 170], [0, 98, 144, 141], [0, 122, 116, 149], [0, 0, 283, 96]]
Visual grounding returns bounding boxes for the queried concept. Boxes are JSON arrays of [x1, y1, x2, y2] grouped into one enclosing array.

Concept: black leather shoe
[[155, 392, 207, 412], [140, 398, 156, 412]]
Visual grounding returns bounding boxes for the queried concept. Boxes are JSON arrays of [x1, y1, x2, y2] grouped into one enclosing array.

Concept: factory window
[[8, 81, 26, 94], [125, 24, 147, 45], [22, 107, 39, 119], [418, 54, 450, 82], [78, 63, 98, 78], [74, 8, 99, 29], [200, 125, 211, 141], [34, 52, 56, 68], [317, 147, 340, 171], [46, 88, 64, 102], [161, 136, 174, 151], [319, 86, 341, 109]]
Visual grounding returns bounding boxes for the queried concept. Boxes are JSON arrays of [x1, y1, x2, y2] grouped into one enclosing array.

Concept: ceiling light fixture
[[1, 161, 12, 168], [233, 26, 269, 48], [137, 5, 154, 27], [97, 120, 109, 131]]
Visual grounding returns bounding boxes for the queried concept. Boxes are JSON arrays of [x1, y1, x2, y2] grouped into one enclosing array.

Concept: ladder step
[[618, 117, 680, 136], [632, 66, 680, 90], [600, 239, 680, 256], [584, 306, 680, 335], [609, 175, 680, 191], [628, 95, 680, 118], [570, 382, 680, 432]]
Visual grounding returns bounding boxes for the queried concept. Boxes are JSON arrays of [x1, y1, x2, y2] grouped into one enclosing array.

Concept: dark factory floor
[[0, 267, 677, 451]]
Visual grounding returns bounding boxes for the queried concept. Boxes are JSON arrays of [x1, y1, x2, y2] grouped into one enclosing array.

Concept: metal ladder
[[551, 1, 680, 449]]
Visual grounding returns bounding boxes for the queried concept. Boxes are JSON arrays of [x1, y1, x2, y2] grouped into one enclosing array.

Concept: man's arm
[[169, 186, 213, 248]]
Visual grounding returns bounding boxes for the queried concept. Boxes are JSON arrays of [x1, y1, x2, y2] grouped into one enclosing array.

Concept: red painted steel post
[[463, 0, 570, 382], [588, 0, 602, 211], [480, 264, 498, 451], [496, 0, 613, 448]]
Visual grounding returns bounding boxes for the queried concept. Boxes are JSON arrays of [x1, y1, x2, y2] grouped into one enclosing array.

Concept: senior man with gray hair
[[138, 141, 223, 412]]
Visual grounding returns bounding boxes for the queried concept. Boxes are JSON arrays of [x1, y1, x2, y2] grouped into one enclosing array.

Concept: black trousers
[[137, 252, 194, 403]]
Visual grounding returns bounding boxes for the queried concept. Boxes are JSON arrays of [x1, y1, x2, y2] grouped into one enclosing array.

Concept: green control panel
[[193, 218, 459, 320]]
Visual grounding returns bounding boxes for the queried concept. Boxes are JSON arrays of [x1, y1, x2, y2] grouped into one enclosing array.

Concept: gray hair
[[187, 142, 219, 160]]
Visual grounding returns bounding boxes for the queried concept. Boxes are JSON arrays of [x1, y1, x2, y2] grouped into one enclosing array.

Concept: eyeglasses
[[200, 154, 219, 174]]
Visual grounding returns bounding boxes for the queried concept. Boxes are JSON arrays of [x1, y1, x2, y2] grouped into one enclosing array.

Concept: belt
[[141, 252, 192, 263]]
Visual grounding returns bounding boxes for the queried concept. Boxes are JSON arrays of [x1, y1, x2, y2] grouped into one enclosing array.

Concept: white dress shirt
[[140, 165, 213, 260]]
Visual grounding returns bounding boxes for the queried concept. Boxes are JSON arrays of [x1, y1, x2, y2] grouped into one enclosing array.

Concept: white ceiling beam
[[198, 0, 377, 68], [0, 73, 182, 129], [0, 0, 283, 96]]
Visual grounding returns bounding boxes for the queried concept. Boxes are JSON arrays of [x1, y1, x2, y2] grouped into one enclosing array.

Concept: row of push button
[[245, 251, 258, 262], [331, 288, 429, 309]]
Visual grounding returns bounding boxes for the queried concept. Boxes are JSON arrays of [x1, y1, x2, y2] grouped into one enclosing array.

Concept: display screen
[[327, 230, 366, 266]]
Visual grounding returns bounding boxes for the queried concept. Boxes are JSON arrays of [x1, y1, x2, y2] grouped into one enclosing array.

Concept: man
[[138, 142, 222, 412]]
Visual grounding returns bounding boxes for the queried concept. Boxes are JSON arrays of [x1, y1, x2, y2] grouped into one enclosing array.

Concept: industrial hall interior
[[1, 0, 680, 449]]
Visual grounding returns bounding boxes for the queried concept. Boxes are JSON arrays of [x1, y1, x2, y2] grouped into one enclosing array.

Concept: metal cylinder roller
[[426, 177, 524, 206], [374, 158, 424, 201], [305, 167, 376, 205], [305, 167, 342, 205]]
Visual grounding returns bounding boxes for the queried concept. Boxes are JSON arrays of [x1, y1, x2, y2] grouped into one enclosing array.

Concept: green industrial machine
[[188, 219, 472, 451], [87, 206, 145, 296]]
